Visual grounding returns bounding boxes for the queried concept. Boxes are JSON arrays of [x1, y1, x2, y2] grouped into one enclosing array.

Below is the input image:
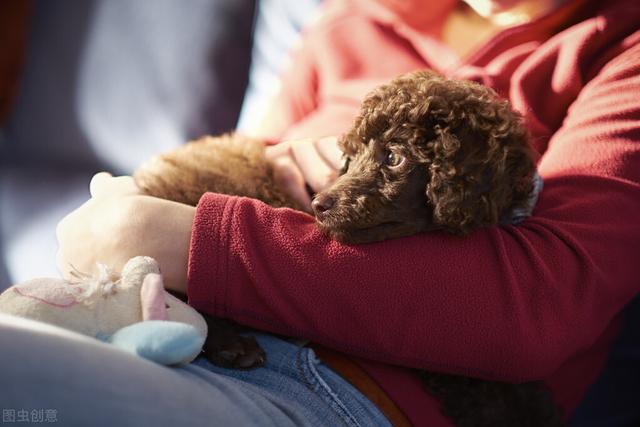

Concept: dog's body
[[134, 71, 561, 426], [135, 133, 303, 211]]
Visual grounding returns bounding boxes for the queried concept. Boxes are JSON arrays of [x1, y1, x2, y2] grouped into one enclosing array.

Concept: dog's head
[[312, 71, 536, 244]]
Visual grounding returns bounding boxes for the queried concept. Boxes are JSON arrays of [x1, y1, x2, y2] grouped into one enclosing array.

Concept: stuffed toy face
[[0, 256, 207, 364]]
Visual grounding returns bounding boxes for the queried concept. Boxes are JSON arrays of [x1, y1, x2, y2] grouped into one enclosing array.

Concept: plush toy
[[0, 256, 207, 365]]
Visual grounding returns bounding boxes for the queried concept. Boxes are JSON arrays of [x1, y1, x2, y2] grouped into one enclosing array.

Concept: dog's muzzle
[[311, 193, 335, 218]]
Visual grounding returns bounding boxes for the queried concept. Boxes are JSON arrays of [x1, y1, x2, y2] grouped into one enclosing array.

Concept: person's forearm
[[56, 173, 195, 294], [185, 41, 640, 381], [187, 177, 640, 382], [137, 196, 195, 295]]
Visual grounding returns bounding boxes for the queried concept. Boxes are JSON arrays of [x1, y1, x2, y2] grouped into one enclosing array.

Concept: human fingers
[[290, 138, 337, 193], [89, 172, 140, 198], [264, 140, 291, 160], [270, 153, 313, 209], [315, 136, 344, 170]]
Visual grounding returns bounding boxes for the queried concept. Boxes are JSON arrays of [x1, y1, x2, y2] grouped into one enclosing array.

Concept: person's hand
[[265, 136, 343, 209], [56, 172, 195, 294]]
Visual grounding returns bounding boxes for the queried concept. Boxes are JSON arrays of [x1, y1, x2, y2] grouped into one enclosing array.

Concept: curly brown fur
[[134, 133, 305, 211], [134, 71, 560, 427], [313, 70, 536, 243]]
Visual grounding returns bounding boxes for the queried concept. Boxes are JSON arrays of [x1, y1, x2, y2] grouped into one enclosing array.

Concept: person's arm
[[56, 173, 195, 294], [187, 44, 640, 382]]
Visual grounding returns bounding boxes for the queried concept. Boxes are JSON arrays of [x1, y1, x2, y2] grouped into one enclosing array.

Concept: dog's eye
[[385, 152, 404, 168]]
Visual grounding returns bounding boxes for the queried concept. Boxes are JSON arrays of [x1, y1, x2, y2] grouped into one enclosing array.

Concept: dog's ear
[[425, 128, 504, 235], [426, 129, 479, 234]]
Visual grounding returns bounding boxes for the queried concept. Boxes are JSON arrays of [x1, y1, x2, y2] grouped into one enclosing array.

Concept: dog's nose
[[312, 194, 335, 215]]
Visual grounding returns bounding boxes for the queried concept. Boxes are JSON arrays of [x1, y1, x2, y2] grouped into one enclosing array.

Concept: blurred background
[[0, 0, 321, 288], [1, 1, 639, 425]]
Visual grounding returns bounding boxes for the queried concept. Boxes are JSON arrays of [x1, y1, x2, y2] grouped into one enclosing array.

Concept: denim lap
[[191, 333, 392, 427]]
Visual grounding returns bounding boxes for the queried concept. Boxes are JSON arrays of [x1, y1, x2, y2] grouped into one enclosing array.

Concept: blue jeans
[[0, 314, 391, 427], [191, 334, 392, 426]]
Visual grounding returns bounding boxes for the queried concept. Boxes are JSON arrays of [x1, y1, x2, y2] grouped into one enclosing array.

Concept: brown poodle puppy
[[134, 71, 559, 427], [312, 70, 538, 243], [136, 71, 538, 244]]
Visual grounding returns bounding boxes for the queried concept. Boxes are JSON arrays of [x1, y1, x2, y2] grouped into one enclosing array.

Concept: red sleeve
[[187, 44, 640, 382]]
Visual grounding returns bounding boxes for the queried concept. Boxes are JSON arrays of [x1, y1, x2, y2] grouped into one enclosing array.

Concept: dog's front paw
[[203, 333, 266, 369], [200, 314, 266, 369]]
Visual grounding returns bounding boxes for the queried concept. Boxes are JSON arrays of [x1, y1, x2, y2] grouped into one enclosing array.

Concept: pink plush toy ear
[[140, 274, 169, 321]]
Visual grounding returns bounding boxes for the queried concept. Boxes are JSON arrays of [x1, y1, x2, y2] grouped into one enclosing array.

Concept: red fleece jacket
[[187, 0, 640, 425]]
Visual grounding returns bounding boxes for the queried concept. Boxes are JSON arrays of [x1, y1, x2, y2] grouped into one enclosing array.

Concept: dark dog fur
[[134, 71, 561, 427], [314, 71, 536, 243]]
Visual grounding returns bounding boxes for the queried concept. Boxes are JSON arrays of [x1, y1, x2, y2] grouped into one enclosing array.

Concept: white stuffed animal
[[0, 256, 206, 365]]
